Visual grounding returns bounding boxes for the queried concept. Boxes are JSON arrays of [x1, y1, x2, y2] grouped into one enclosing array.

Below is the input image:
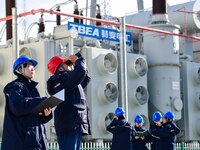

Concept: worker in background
[[106, 107, 133, 150], [132, 115, 150, 150], [1, 56, 52, 150], [151, 111, 180, 150], [149, 111, 163, 150], [47, 52, 91, 150]]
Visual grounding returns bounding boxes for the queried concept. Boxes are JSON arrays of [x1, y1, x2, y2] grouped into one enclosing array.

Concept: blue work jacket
[[47, 56, 91, 136], [107, 118, 133, 150], [151, 122, 180, 150], [132, 126, 149, 150], [149, 122, 162, 150], [1, 75, 52, 150]]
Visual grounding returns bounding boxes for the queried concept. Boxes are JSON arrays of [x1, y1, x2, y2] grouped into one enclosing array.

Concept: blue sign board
[[68, 22, 132, 45]]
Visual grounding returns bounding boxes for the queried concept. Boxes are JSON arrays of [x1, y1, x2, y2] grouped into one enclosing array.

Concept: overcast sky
[[0, 0, 192, 44]]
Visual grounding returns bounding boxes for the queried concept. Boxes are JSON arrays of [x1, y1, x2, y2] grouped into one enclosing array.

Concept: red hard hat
[[47, 56, 68, 75]]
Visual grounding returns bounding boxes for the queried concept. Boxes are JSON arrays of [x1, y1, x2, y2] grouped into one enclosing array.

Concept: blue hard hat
[[164, 111, 175, 121], [115, 107, 125, 117], [134, 115, 144, 124], [152, 111, 162, 122], [13, 56, 38, 74]]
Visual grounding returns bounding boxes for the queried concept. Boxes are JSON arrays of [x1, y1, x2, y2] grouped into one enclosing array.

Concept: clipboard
[[135, 130, 149, 137], [32, 90, 65, 113]]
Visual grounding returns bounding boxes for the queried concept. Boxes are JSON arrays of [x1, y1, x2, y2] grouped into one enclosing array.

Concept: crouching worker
[[1, 56, 52, 150], [151, 111, 180, 150], [107, 107, 133, 150]]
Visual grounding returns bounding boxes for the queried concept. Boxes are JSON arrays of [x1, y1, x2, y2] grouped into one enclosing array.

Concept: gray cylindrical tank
[[126, 0, 200, 34], [143, 24, 183, 120]]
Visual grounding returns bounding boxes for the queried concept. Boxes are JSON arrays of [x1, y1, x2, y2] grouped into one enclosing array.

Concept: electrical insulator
[[56, 7, 61, 26], [96, 5, 102, 26], [73, 4, 79, 23], [80, 10, 83, 24], [38, 14, 45, 33]]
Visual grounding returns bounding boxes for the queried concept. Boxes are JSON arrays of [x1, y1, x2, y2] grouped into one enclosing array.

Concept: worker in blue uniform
[[107, 107, 133, 150], [1, 56, 52, 150], [132, 115, 150, 150], [149, 111, 163, 150], [151, 111, 180, 150], [47, 52, 91, 150]]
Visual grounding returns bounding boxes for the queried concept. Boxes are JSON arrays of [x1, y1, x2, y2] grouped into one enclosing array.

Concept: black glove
[[75, 52, 82, 58]]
